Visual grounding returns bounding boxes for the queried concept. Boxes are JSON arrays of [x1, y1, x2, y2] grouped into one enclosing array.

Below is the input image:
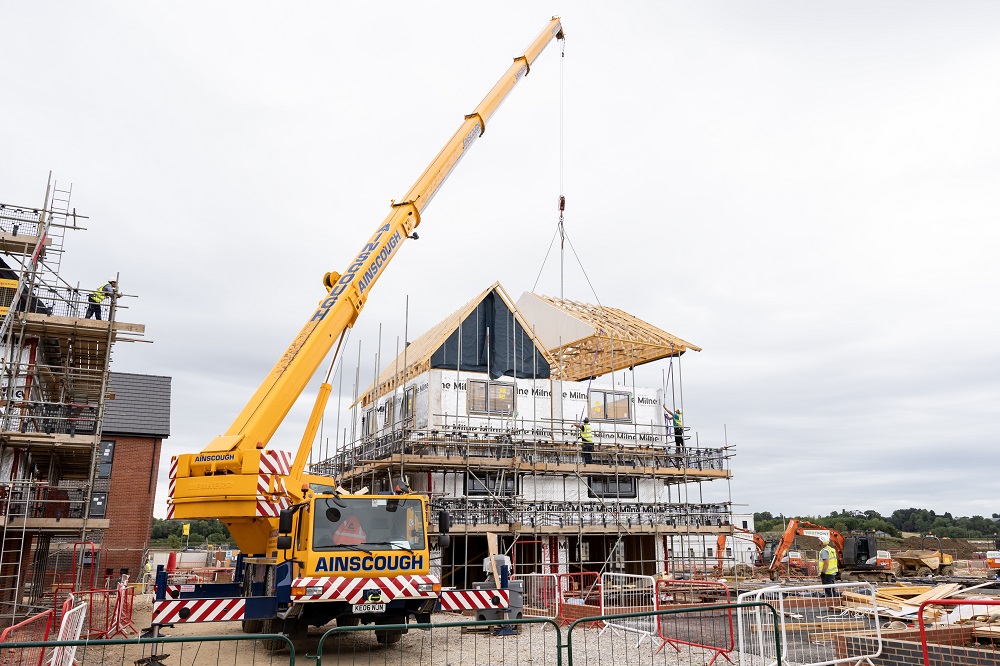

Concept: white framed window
[[588, 390, 631, 422], [400, 386, 416, 422], [363, 409, 376, 436], [468, 380, 514, 415]]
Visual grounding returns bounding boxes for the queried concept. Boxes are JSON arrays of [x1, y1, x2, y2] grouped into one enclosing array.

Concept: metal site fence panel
[[657, 579, 734, 663], [737, 581, 881, 666], [0, 609, 53, 666], [49, 602, 86, 666], [0, 634, 294, 666], [599, 573, 657, 643], [315, 616, 563, 666], [917, 598, 1000, 666], [514, 573, 560, 619], [566, 603, 781, 666]]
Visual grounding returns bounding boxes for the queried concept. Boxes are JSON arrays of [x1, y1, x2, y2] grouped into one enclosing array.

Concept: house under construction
[[315, 282, 735, 587], [0, 178, 148, 622]]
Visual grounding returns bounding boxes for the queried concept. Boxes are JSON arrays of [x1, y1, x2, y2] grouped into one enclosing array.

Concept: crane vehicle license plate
[[352, 603, 387, 614]]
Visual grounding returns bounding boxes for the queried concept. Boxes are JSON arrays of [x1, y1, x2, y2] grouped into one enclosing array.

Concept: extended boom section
[[162, 17, 564, 647]]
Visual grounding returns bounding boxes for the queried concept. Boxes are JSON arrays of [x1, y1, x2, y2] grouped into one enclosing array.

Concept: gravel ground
[[59, 598, 740, 666]]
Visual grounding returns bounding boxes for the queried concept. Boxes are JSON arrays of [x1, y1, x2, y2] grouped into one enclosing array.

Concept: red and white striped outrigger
[[152, 598, 246, 624], [290, 574, 439, 603], [439, 589, 510, 612]]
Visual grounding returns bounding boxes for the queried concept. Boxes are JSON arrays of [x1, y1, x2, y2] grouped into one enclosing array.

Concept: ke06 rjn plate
[[352, 603, 387, 614]]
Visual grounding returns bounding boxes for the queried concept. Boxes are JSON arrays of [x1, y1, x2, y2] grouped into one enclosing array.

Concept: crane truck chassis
[[153, 493, 451, 644], [158, 18, 564, 647]]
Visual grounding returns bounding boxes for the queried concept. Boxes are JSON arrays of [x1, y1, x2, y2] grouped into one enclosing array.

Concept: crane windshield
[[312, 497, 425, 551]]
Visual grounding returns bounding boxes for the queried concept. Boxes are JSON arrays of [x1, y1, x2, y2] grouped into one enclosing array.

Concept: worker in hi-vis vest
[[818, 534, 839, 597], [85, 279, 118, 320], [578, 417, 594, 464], [663, 406, 684, 450]]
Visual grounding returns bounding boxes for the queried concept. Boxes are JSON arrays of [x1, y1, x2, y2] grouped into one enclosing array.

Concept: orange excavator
[[716, 527, 771, 573], [768, 519, 895, 582]]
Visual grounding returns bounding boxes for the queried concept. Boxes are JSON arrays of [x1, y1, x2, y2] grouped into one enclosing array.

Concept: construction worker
[[818, 534, 839, 597], [663, 406, 684, 450], [85, 279, 118, 320], [578, 417, 594, 464], [142, 557, 153, 593]]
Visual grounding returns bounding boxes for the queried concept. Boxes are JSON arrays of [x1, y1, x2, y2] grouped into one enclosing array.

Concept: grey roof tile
[[103, 372, 171, 437]]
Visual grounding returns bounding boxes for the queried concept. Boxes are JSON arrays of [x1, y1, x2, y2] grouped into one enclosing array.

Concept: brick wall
[[101, 436, 161, 577], [835, 626, 983, 666]]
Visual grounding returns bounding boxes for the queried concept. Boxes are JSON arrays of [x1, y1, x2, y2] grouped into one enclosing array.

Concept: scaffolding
[[0, 176, 144, 623], [304, 282, 737, 590], [316, 410, 734, 585]]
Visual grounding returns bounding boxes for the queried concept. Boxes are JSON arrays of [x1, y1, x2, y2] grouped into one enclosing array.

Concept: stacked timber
[[840, 582, 998, 624]]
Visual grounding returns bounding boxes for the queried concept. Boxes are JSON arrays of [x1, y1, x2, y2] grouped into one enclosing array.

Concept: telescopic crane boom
[[169, 18, 566, 554]]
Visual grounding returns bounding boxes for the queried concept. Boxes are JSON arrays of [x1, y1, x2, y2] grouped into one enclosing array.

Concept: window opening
[[466, 472, 516, 496], [468, 380, 514, 415], [588, 389, 631, 422], [97, 440, 115, 479], [587, 476, 637, 499]]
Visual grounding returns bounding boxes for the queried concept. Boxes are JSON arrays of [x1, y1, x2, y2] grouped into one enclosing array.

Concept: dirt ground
[[77, 595, 711, 665], [898, 536, 982, 560]]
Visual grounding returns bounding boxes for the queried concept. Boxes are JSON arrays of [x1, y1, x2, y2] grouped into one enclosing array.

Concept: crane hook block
[[558, 195, 566, 212], [323, 272, 341, 290]]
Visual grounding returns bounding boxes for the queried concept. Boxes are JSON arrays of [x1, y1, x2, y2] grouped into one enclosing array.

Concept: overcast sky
[[2, 2, 998, 521]]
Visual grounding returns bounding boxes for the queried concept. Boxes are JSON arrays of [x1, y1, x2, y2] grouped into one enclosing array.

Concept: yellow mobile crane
[[157, 18, 565, 644]]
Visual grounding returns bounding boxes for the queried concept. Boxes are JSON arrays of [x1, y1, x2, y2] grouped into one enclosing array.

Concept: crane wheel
[[374, 615, 406, 645], [259, 618, 286, 652], [242, 619, 264, 633]]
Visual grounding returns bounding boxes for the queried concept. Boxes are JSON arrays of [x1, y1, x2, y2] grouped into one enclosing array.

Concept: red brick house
[[96, 372, 171, 578]]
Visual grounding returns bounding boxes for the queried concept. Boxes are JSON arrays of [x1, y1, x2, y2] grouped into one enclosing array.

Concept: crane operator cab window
[[312, 497, 426, 551]]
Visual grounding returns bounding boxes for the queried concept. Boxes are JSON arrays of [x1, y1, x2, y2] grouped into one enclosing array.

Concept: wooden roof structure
[[357, 282, 556, 407], [515, 293, 701, 382]]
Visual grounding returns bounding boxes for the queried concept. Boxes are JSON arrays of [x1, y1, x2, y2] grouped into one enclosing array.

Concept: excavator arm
[[170, 18, 566, 554], [717, 526, 766, 572], [768, 519, 844, 577], [768, 519, 800, 573]]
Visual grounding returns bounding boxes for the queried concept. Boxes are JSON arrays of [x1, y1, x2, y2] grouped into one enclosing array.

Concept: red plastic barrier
[[0, 609, 54, 666], [105, 584, 136, 639], [557, 572, 602, 627], [655, 579, 734, 665], [71, 589, 112, 639], [919, 598, 1000, 666]]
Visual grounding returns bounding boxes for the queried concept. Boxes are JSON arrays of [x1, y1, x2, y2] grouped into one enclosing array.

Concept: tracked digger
[[769, 519, 895, 582]]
